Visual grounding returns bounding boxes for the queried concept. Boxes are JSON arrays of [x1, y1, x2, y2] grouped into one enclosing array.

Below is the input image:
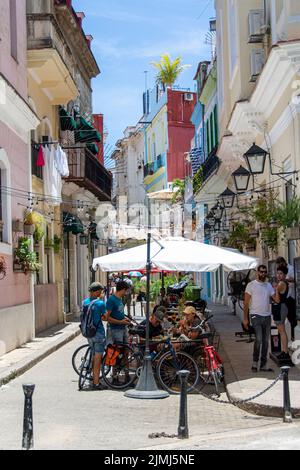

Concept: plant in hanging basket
[[24, 211, 45, 243], [14, 237, 42, 274], [24, 224, 35, 236], [0, 256, 7, 280]]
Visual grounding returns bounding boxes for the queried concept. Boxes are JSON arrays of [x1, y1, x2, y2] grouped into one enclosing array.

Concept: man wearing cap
[[138, 307, 167, 340], [176, 306, 202, 340], [82, 283, 107, 390]]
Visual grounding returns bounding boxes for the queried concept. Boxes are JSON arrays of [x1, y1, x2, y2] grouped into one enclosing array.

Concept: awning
[[63, 212, 84, 235], [74, 115, 101, 143], [59, 107, 77, 131], [87, 143, 99, 155]]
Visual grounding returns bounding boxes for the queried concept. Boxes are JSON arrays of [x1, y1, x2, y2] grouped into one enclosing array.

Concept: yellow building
[[26, 1, 110, 331]]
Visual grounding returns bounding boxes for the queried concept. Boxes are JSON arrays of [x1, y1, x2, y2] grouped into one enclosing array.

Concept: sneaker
[[251, 362, 258, 372]]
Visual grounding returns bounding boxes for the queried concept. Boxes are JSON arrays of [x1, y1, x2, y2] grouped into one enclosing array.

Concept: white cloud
[[93, 29, 208, 61]]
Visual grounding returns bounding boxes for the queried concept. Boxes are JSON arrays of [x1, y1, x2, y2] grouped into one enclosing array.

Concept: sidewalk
[[0, 322, 80, 387], [211, 303, 300, 418]]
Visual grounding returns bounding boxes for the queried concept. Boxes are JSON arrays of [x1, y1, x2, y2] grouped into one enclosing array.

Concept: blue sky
[[73, 0, 215, 158]]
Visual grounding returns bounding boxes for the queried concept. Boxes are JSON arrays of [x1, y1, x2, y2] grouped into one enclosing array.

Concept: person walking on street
[[276, 256, 297, 342], [243, 265, 275, 372], [272, 266, 291, 361], [82, 283, 107, 390], [106, 280, 131, 345]]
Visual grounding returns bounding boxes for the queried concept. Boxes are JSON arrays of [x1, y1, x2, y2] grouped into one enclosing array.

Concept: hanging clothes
[[55, 145, 69, 177], [43, 145, 62, 205], [36, 145, 45, 167]]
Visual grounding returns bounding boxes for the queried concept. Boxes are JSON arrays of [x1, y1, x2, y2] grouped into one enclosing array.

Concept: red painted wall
[[93, 114, 104, 164], [166, 89, 196, 182]]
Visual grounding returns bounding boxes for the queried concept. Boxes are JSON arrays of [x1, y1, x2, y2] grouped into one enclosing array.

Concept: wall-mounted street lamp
[[212, 202, 224, 221], [219, 188, 236, 209], [232, 166, 251, 192], [244, 143, 298, 177]]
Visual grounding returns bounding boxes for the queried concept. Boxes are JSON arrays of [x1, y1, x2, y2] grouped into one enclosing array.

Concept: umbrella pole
[[124, 233, 169, 399]]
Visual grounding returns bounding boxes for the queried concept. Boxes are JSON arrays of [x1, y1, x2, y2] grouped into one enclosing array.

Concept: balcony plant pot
[[24, 224, 35, 236], [12, 219, 24, 233], [44, 247, 53, 255]]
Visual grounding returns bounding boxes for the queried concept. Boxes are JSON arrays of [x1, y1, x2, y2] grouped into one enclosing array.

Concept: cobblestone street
[[0, 335, 285, 450]]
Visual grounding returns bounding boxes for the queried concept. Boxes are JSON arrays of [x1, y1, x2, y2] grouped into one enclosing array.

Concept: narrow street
[[0, 334, 287, 451]]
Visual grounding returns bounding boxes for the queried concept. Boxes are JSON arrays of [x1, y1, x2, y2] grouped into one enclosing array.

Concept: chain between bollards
[[281, 366, 293, 424], [177, 370, 190, 439], [22, 384, 35, 451]]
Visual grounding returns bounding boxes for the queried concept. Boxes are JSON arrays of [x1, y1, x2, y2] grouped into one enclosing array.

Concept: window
[[10, 0, 18, 61], [0, 150, 11, 249], [228, 0, 238, 78], [0, 169, 3, 242]]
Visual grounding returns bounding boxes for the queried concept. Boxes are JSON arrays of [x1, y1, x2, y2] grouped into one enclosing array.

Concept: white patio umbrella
[[94, 236, 258, 401], [92, 237, 258, 273]]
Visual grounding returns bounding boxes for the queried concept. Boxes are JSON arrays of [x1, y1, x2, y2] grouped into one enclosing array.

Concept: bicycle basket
[[105, 345, 120, 366]]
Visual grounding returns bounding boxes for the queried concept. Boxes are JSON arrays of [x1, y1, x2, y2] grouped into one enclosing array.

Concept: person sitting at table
[[138, 307, 166, 340], [156, 288, 170, 309]]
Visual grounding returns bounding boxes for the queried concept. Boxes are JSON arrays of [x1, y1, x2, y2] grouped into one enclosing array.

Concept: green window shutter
[[214, 106, 218, 146], [206, 121, 210, 155]]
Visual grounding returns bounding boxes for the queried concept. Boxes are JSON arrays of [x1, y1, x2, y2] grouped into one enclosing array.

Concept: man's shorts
[[107, 327, 129, 345], [88, 332, 106, 354], [274, 304, 289, 326]]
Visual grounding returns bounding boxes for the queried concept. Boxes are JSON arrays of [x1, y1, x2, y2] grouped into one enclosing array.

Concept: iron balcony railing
[[202, 147, 220, 183], [64, 147, 112, 201], [144, 154, 166, 178]]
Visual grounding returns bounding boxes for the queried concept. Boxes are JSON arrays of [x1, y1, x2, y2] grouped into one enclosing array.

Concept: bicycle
[[101, 336, 199, 394], [189, 316, 225, 397], [72, 343, 89, 376]]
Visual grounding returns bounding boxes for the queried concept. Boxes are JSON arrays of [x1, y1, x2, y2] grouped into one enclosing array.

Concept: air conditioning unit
[[184, 93, 194, 102], [250, 48, 265, 82], [248, 10, 265, 43]]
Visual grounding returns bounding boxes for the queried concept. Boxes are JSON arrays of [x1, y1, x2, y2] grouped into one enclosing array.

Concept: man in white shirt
[[243, 265, 275, 372]]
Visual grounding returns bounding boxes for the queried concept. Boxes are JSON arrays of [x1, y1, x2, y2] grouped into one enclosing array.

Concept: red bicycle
[[190, 316, 225, 396]]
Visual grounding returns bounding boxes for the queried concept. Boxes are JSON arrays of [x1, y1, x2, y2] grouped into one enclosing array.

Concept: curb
[[217, 332, 300, 419], [0, 326, 81, 387]]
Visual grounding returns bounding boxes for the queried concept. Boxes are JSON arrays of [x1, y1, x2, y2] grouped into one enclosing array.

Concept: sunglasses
[[258, 270, 268, 274]]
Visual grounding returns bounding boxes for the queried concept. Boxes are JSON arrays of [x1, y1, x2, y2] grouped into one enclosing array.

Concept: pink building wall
[[0, 0, 28, 101], [0, 0, 32, 309]]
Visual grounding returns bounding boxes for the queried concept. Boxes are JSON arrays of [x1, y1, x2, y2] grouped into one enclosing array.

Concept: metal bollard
[[281, 367, 292, 423], [177, 370, 190, 439], [22, 384, 35, 450]]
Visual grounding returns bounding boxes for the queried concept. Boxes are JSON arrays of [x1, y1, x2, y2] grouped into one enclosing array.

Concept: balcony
[[64, 147, 112, 201], [144, 154, 166, 177], [27, 9, 78, 105], [202, 148, 220, 183]]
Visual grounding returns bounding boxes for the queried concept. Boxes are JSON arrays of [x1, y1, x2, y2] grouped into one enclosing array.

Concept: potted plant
[[0, 256, 7, 280], [24, 211, 45, 243], [14, 237, 42, 275], [274, 197, 300, 240], [245, 239, 257, 252]]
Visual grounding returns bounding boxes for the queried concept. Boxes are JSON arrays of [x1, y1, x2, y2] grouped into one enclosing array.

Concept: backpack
[[79, 300, 100, 339]]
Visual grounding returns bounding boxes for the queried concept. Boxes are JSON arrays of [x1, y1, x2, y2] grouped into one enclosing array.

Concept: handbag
[[271, 302, 282, 322]]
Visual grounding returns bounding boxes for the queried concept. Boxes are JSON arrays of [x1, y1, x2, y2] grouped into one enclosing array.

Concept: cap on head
[[89, 282, 104, 293], [184, 306, 196, 316], [153, 307, 166, 322]]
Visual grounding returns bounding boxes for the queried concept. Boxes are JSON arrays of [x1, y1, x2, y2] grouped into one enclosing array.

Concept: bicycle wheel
[[78, 347, 93, 391], [101, 345, 141, 390], [72, 344, 89, 376], [157, 351, 199, 395], [209, 357, 224, 397]]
